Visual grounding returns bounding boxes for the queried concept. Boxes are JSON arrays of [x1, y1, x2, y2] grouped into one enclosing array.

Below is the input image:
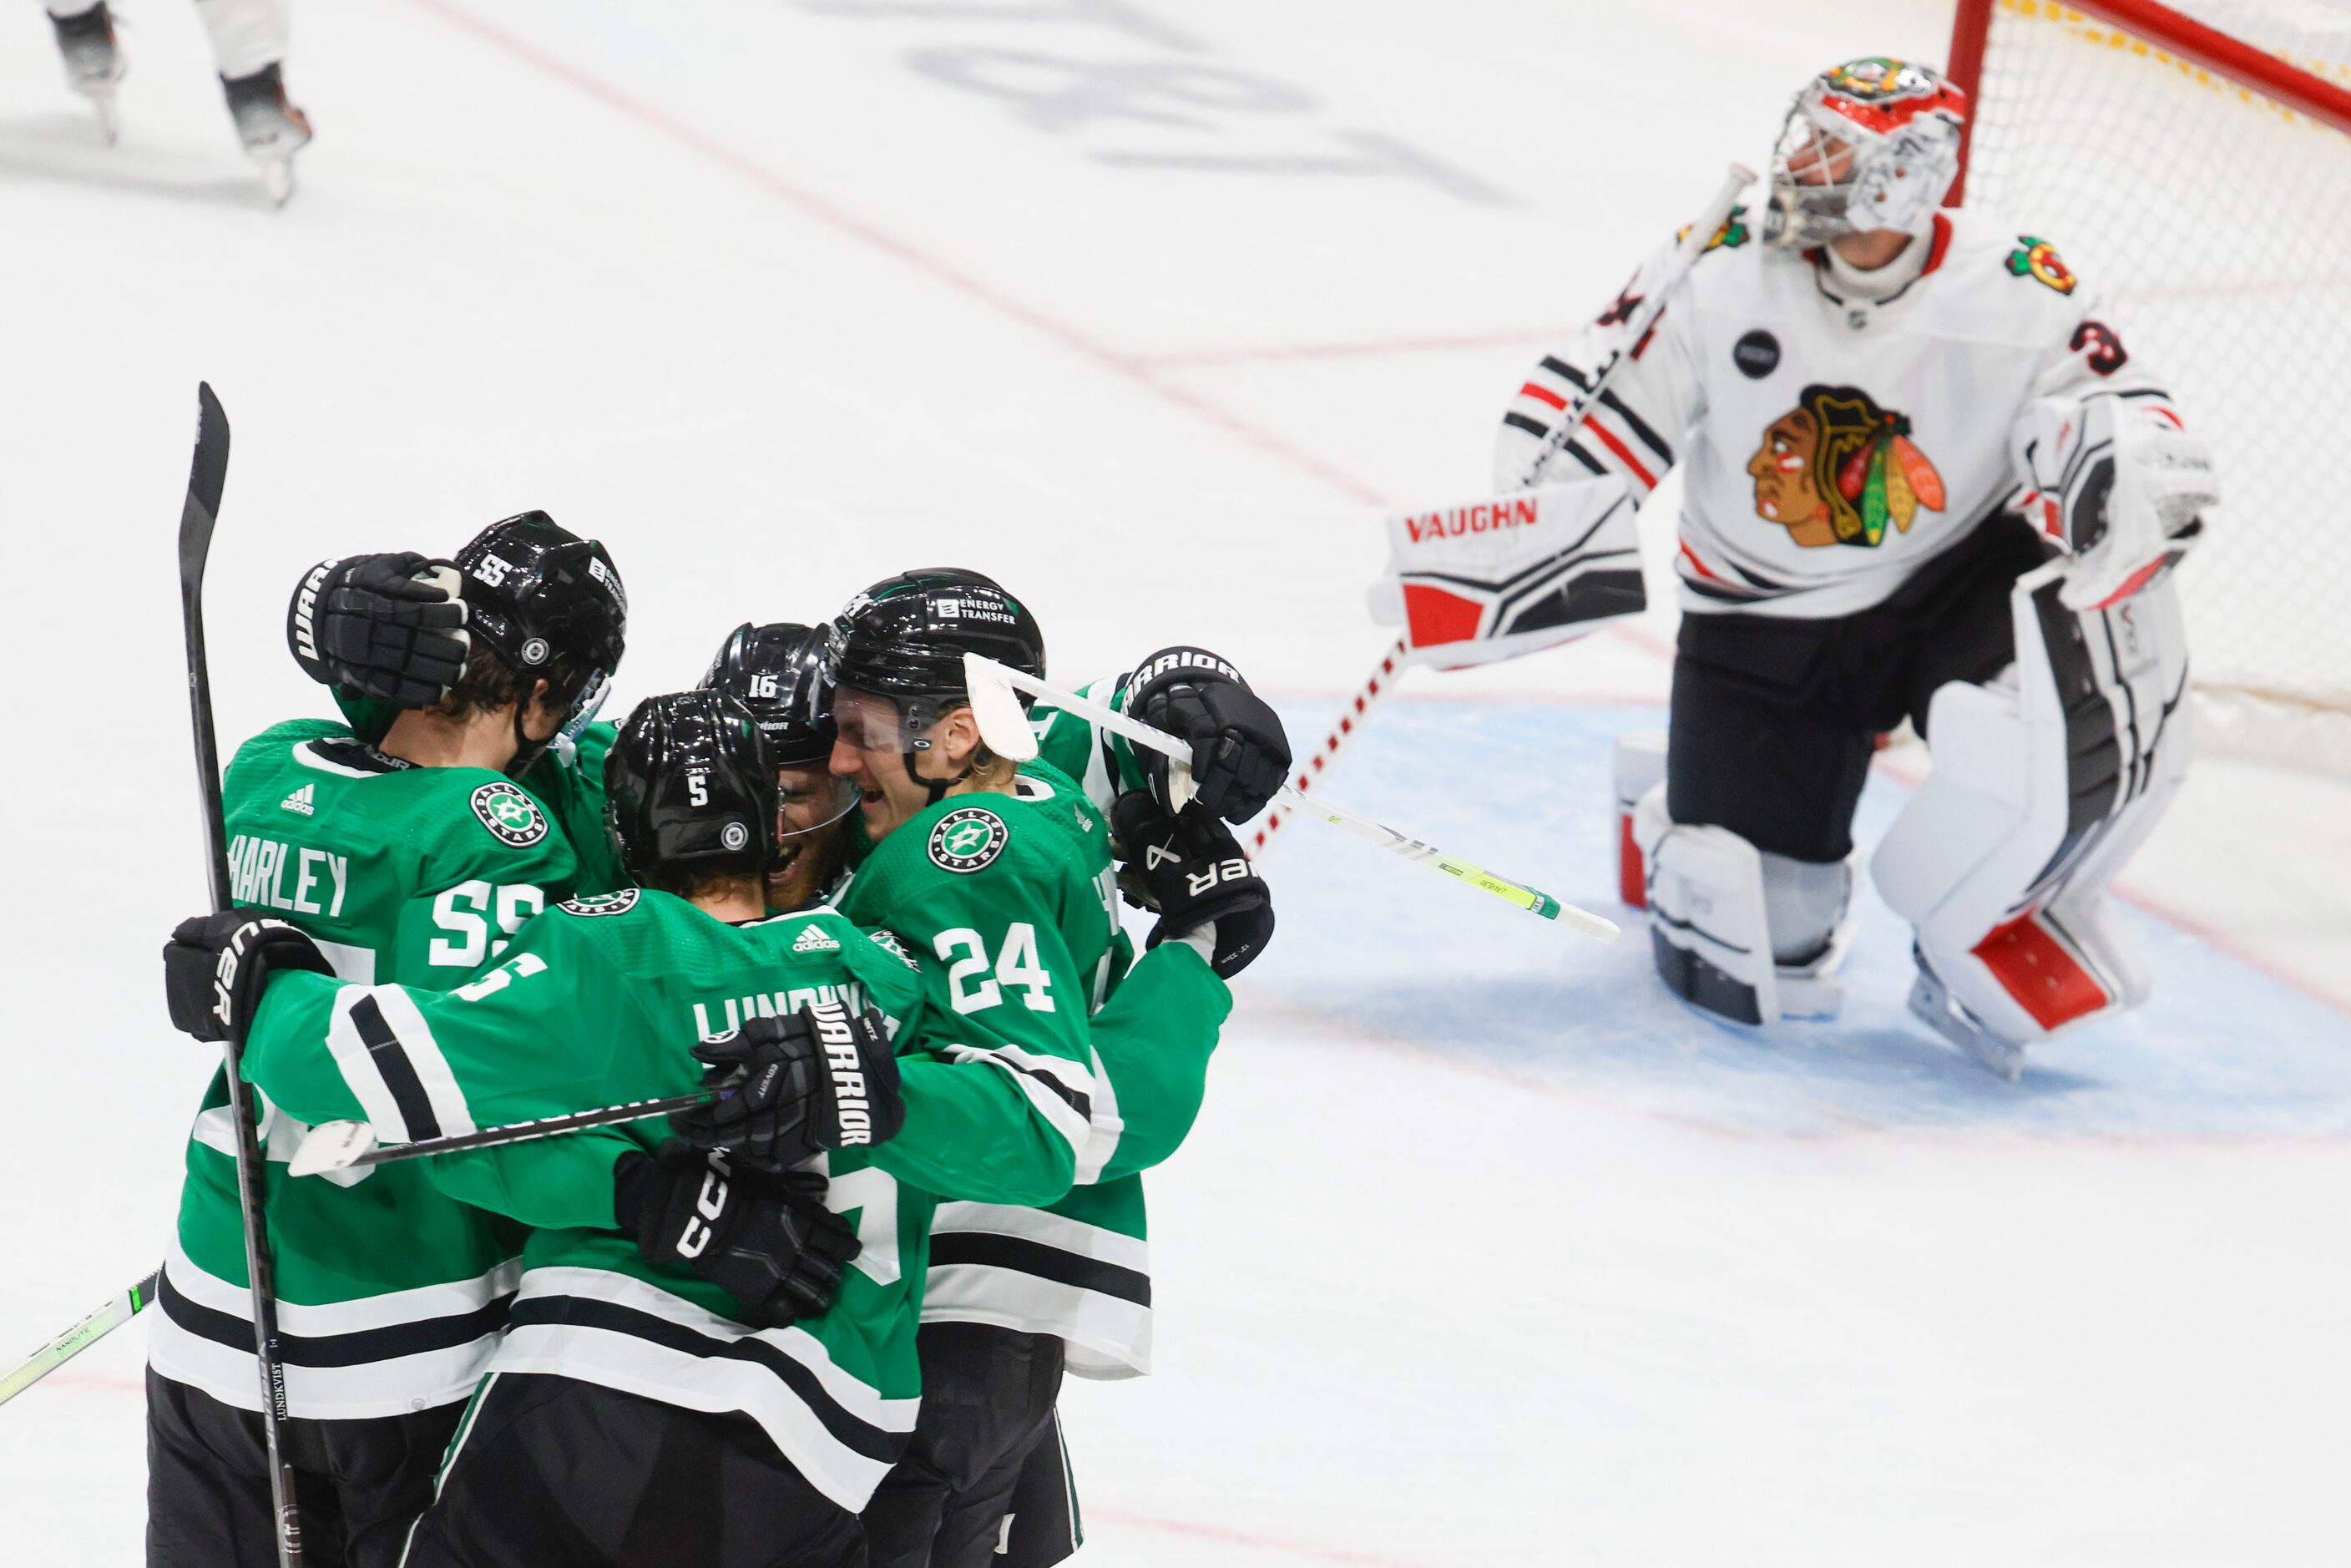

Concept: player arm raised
[[1494, 230, 1711, 498]]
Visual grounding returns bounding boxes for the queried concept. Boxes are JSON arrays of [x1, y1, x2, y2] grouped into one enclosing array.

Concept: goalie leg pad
[[1634, 790, 1858, 1024], [1873, 560, 2190, 1066], [1613, 731, 1667, 908]]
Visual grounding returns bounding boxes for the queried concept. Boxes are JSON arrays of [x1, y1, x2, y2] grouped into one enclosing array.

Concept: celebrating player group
[[7, 40, 2226, 1568], [144, 509, 1288, 1565]]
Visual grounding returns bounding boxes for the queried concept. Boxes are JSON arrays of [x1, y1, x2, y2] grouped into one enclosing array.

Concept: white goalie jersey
[[1495, 205, 2182, 620]]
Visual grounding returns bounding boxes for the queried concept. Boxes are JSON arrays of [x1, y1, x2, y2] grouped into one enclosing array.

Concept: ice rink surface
[[5, 0, 2349, 1561]]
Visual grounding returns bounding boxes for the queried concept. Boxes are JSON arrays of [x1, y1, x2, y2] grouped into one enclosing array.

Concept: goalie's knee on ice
[[1629, 778, 1855, 1027]]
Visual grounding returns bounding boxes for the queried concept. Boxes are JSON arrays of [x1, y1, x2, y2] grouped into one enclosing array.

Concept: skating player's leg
[[862, 1324, 1065, 1568], [1874, 559, 2192, 1078], [993, 1412, 1081, 1568], [195, 0, 309, 199], [146, 1364, 460, 1568], [43, 1, 124, 140]]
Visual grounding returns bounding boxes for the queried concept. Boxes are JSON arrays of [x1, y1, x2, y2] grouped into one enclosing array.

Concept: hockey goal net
[[1948, 0, 2351, 773]]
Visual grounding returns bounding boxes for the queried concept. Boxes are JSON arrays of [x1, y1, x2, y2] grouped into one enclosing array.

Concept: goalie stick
[[286, 1090, 725, 1178], [964, 654, 1620, 943], [180, 382, 305, 1567], [0, 1271, 162, 1408], [1256, 164, 1754, 857]]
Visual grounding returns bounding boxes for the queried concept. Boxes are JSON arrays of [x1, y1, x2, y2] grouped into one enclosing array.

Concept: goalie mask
[[1764, 58, 1967, 250]]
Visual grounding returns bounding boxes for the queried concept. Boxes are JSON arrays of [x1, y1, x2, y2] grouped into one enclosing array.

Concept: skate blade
[[261, 157, 296, 206], [1906, 974, 2025, 1081], [92, 89, 119, 145]]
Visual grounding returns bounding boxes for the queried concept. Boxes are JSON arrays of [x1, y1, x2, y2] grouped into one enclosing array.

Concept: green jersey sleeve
[[1029, 675, 1151, 817], [1081, 939, 1231, 1185]]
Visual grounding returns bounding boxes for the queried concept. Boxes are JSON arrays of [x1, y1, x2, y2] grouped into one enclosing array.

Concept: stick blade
[[288, 1120, 377, 1177], [179, 384, 231, 584], [963, 653, 1040, 762]]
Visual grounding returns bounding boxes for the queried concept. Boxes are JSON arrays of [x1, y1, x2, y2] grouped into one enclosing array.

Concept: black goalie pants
[[1666, 514, 2054, 866], [861, 1324, 1067, 1568], [398, 1373, 866, 1568], [145, 1366, 463, 1568]]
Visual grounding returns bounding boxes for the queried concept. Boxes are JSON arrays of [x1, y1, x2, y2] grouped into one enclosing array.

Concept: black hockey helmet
[[700, 622, 837, 767], [451, 512, 629, 728], [604, 690, 778, 884], [829, 568, 1045, 711]]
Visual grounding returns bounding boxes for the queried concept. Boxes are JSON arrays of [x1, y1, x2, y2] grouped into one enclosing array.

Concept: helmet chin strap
[[906, 740, 980, 805]]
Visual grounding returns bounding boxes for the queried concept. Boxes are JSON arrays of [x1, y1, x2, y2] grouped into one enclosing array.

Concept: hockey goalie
[[1494, 58, 2215, 1078]]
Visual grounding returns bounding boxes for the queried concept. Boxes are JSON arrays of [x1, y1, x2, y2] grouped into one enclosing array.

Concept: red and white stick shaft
[[1250, 635, 1409, 856]]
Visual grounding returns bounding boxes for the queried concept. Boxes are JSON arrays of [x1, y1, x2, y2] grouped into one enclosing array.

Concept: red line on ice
[[402, 0, 1388, 509], [1089, 1505, 1438, 1567], [1138, 325, 1574, 369]]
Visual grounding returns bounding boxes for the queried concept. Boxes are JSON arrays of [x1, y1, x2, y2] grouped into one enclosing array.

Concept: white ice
[[4, 0, 2349, 1562]]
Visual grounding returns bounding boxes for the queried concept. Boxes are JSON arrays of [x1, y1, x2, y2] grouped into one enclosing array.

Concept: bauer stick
[[0, 1271, 162, 1408], [964, 654, 1620, 943], [180, 383, 305, 1566], [1253, 164, 1755, 858], [287, 1090, 724, 1178]]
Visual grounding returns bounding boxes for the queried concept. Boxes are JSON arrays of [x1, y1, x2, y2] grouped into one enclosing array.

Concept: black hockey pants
[[1667, 513, 2055, 864], [861, 1323, 1066, 1568], [397, 1373, 866, 1568], [145, 1366, 463, 1568]]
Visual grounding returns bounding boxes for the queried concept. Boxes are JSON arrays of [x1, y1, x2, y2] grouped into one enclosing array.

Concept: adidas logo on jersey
[[792, 924, 841, 953], [281, 784, 316, 817]]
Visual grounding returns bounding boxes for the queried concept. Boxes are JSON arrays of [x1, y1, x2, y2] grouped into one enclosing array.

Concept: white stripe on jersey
[[919, 1262, 1152, 1381]]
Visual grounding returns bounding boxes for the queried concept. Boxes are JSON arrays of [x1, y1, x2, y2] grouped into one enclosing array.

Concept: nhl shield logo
[[560, 889, 640, 918], [928, 807, 1009, 875], [471, 781, 549, 847]]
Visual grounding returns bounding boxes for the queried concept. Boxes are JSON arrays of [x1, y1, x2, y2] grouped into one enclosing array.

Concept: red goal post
[[1945, 0, 2351, 773]]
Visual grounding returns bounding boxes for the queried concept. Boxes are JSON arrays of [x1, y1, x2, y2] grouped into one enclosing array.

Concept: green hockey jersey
[[240, 891, 1091, 1511], [152, 719, 583, 1419], [843, 749, 1226, 1379]]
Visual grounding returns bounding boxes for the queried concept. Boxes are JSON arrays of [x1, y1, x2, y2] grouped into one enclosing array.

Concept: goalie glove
[[1110, 792, 1275, 979], [286, 552, 472, 707], [2011, 395, 2217, 610]]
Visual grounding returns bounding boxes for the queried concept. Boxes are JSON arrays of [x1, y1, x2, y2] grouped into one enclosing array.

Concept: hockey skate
[[50, 4, 124, 145], [222, 63, 312, 206], [1907, 948, 2025, 1082]]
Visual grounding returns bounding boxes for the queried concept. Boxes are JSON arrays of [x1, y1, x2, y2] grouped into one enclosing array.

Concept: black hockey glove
[[1110, 791, 1276, 979], [672, 999, 906, 1172], [617, 1143, 860, 1328], [1126, 647, 1292, 823], [286, 552, 471, 707], [163, 913, 336, 1044]]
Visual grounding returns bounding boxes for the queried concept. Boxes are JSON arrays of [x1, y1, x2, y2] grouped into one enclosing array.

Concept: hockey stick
[[1248, 635, 1408, 854], [0, 1271, 162, 1408], [966, 654, 1620, 943], [1255, 165, 1754, 859], [288, 1090, 723, 1177], [179, 383, 305, 1567]]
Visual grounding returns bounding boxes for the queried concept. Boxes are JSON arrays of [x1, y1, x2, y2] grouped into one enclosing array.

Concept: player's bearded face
[[830, 687, 935, 838], [768, 765, 855, 909]]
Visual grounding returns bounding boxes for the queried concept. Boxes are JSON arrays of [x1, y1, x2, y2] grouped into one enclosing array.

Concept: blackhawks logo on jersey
[[2005, 235, 2077, 294], [470, 781, 549, 847], [928, 807, 1009, 875], [1747, 385, 1947, 549], [1676, 204, 1751, 254]]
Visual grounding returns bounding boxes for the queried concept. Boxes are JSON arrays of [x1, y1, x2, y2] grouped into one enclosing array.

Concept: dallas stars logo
[[470, 781, 549, 847], [927, 807, 1009, 875]]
